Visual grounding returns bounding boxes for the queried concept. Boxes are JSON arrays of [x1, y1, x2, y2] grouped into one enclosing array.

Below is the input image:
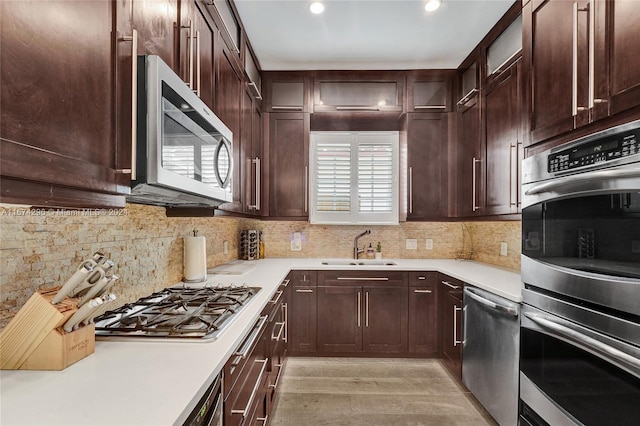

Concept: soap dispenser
[[366, 243, 375, 259]]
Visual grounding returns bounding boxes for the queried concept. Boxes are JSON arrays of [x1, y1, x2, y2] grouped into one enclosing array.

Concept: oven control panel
[[548, 129, 639, 173]]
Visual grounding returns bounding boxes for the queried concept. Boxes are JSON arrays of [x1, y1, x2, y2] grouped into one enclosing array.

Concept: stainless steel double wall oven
[[520, 120, 640, 426]]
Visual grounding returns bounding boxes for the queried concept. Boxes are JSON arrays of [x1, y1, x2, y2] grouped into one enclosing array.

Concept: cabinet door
[[409, 283, 437, 355], [132, 0, 179, 72], [607, 0, 640, 116], [455, 94, 484, 217], [406, 113, 448, 219], [484, 62, 522, 215], [268, 112, 310, 217], [0, 0, 128, 208], [289, 286, 317, 353], [439, 280, 463, 380], [264, 72, 310, 113], [317, 286, 362, 353], [526, 0, 587, 145], [179, 0, 215, 109], [362, 286, 408, 353], [216, 43, 243, 212]]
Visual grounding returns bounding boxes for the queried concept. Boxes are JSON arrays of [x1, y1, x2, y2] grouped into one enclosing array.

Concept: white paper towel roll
[[184, 236, 207, 282]]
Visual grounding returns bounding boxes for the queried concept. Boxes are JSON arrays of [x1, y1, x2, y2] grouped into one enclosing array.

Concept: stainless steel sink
[[320, 260, 397, 266]]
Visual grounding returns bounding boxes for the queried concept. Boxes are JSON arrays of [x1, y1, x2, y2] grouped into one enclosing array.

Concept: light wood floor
[[270, 357, 497, 426]]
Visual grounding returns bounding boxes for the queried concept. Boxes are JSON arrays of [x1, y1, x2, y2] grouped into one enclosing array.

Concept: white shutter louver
[[310, 132, 398, 224]]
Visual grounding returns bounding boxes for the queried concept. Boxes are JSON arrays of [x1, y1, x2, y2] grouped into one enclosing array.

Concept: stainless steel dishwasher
[[462, 286, 520, 426]]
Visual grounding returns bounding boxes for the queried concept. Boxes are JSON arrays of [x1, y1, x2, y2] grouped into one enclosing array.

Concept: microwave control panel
[[548, 129, 639, 173]]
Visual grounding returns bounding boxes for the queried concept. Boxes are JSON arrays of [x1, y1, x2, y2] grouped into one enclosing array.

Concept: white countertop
[[0, 258, 522, 426]]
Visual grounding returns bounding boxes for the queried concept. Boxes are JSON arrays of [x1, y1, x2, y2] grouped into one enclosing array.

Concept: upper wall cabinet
[[407, 71, 455, 112], [0, 0, 131, 208], [264, 72, 312, 113], [179, 0, 217, 110], [524, 0, 640, 148], [486, 14, 522, 80], [313, 71, 405, 113]]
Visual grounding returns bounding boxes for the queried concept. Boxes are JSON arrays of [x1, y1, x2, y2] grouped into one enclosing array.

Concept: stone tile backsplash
[[0, 203, 521, 328]]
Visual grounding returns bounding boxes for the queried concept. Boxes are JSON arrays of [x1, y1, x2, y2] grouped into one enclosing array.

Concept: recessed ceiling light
[[425, 0, 442, 12], [310, 1, 325, 14]]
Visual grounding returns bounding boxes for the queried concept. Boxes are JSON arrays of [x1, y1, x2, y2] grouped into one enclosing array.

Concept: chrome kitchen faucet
[[353, 230, 371, 259]]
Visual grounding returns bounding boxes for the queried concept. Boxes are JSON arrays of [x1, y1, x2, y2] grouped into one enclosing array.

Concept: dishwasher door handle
[[465, 288, 518, 317]]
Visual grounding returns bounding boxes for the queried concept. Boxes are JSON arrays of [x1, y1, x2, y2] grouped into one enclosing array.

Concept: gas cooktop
[[94, 285, 260, 341]]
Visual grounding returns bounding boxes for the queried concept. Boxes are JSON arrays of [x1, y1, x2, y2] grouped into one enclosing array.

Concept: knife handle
[[63, 298, 102, 332], [51, 263, 94, 304], [77, 274, 111, 306], [83, 293, 116, 325], [70, 268, 106, 297]]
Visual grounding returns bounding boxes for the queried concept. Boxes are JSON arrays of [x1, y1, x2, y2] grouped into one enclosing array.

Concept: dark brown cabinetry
[[313, 72, 405, 113], [408, 272, 438, 355], [224, 315, 269, 426], [216, 42, 244, 212], [407, 71, 453, 112], [316, 271, 408, 354], [0, 0, 131, 208], [240, 85, 264, 215], [405, 113, 449, 220], [455, 93, 484, 217], [524, 0, 640, 148], [179, 0, 216, 109], [439, 275, 464, 380], [265, 279, 288, 415], [267, 113, 310, 218], [288, 270, 317, 354], [264, 72, 311, 113], [483, 60, 522, 215]]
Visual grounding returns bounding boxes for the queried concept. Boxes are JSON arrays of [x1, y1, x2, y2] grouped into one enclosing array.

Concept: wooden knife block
[[0, 289, 96, 370]]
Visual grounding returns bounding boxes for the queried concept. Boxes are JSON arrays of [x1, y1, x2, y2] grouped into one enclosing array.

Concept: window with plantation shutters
[[310, 132, 399, 224]]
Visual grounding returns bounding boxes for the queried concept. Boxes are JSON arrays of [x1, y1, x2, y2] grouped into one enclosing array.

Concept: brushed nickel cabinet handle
[[118, 30, 138, 179], [365, 291, 369, 327], [472, 158, 482, 212], [272, 106, 303, 111], [409, 166, 413, 214], [195, 30, 201, 97], [337, 277, 389, 281], [414, 289, 433, 293], [453, 306, 463, 346], [248, 157, 261, 210], [357, 291, 361, 327], [572, 2, 589, 116], [283, 302, 288, 343], [415, 105, 446, 110], [304, 166, 309, 213], [442, 281, 460, 289], [295, 289, 314, 293]]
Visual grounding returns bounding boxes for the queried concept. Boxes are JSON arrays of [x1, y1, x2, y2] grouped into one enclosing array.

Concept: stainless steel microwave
[[128, 55, 233, 207]]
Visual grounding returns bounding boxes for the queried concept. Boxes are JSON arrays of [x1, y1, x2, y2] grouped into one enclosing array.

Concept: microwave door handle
[[525, 168, 640, 196], [524, 313, 640, 372]]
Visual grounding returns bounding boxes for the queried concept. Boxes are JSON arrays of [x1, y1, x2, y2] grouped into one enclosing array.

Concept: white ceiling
[[234, 0, 517, 71]]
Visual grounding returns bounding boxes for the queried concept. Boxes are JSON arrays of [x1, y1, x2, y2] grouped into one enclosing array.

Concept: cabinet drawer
[[319, 270, 407, 287], [408, 271, 438, 287], [439, 274, 464, 301], [224, 315, 268, 400]]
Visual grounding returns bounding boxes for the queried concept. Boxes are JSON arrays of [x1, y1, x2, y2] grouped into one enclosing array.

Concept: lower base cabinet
[[224, 316, 269, 426], [408, 272, 438, 355], [316, 271, 408, 354], [439, 275, 464, 380], [287, 271, 317, 354]]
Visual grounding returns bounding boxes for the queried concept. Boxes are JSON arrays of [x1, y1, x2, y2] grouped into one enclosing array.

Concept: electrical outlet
[[500, 242, 508, 256], [425, 239, 434, 250], [291, 232, 302, 251], [223, 240, 229, 255], [406, 239, 418, 250]]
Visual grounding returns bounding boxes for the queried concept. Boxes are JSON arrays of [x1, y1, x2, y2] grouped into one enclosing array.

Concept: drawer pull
[[413, 289, 433, 293], [442, 281, 460, 289], [272, 321, 285, 341], [418, 276, 426, 280], [270, 290, 284, 304], [231, 359, 268, 417], [233, 316, 268, 358], [295, 289, 314, 293], [337, 277, 389, 281]]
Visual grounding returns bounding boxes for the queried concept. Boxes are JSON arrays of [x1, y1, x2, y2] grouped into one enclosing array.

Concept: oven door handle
[[525, 313, 640, 372], [465, 287, 518, 317], [524, 167, 640, 196]]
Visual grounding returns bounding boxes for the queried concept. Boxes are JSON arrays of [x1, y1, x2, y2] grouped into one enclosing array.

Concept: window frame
[[309, 131, 399, 225]]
